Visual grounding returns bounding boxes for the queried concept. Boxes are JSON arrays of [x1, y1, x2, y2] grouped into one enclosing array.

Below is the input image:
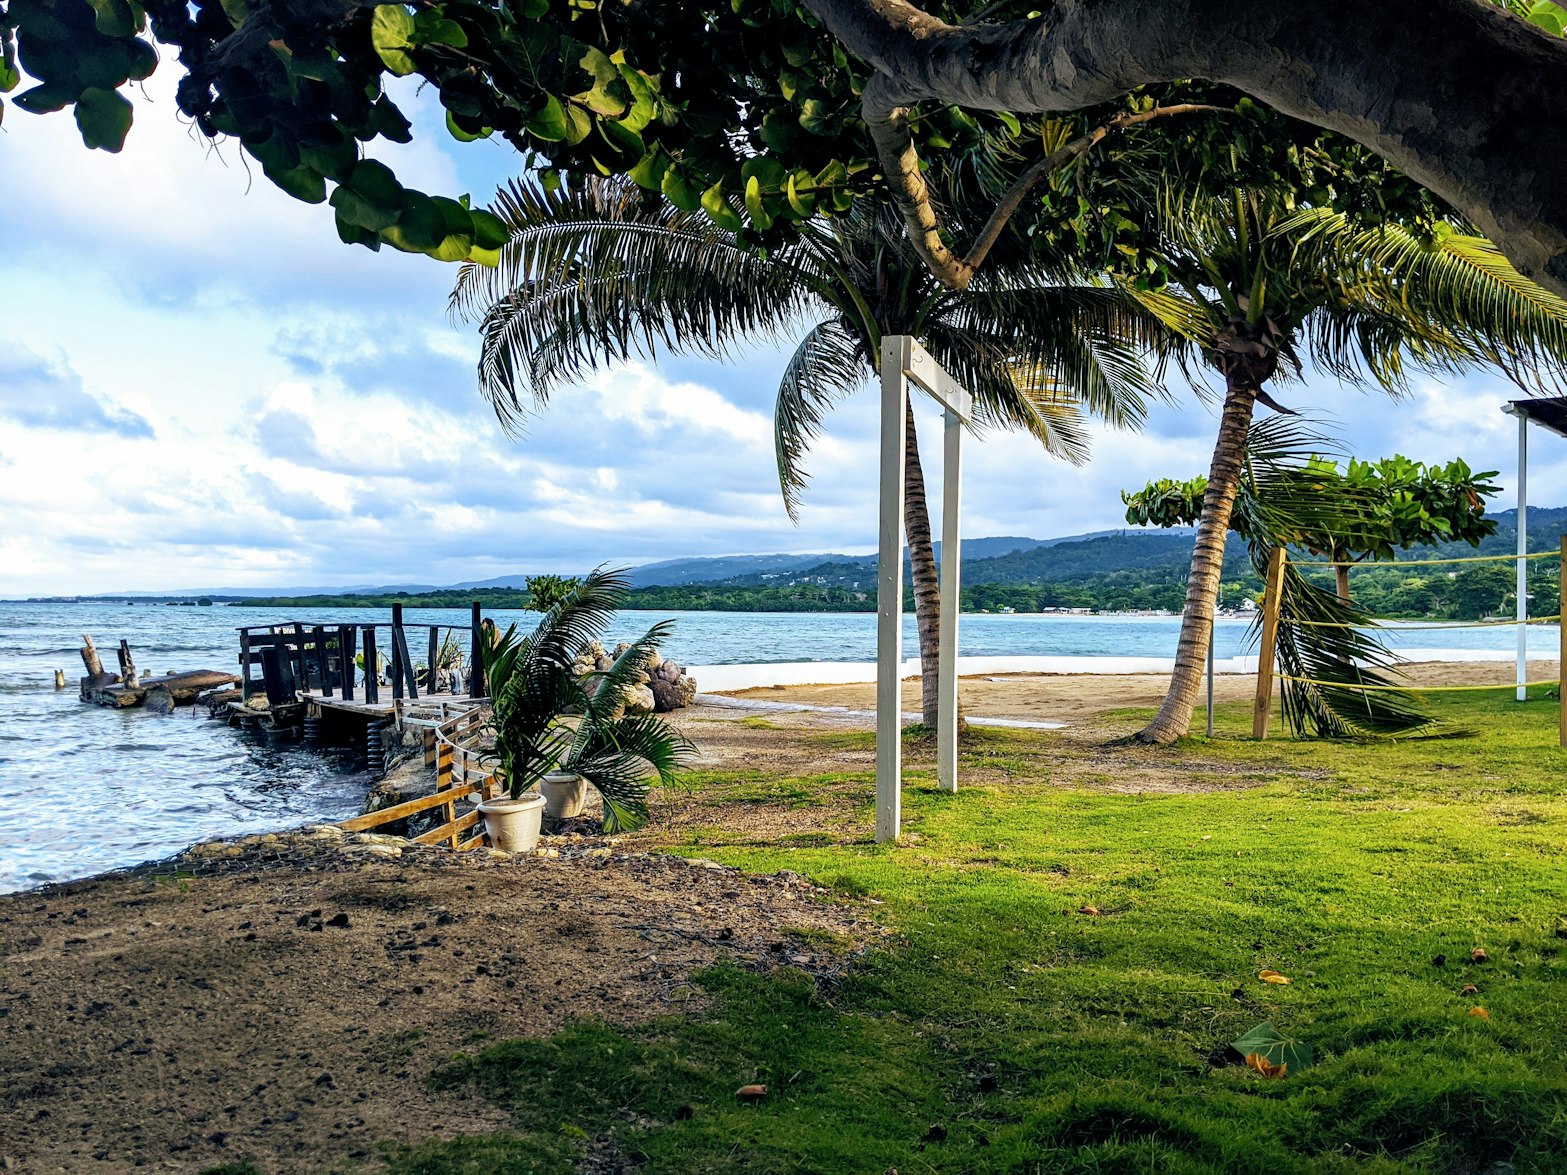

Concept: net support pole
[[1252, 548, 1286, 740], [936, 400, 963, 794], [1518, 410, 1529, 702], [875, 337, 910, 844]]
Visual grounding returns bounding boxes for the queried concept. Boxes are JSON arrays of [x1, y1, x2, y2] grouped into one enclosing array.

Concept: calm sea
[[0, 601, 1550, 893]]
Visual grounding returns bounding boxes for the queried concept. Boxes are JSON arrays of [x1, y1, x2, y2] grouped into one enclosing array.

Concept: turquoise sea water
[[0, 601, 1552, 892]]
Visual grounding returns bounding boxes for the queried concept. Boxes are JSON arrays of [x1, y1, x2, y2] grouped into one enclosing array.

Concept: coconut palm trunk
[[901, 397, 952, 729], [1136, 378, 1259, 744], [1334, 562, 1352, 602]]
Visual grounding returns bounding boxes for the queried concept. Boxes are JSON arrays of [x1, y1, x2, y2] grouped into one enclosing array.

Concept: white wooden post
[[937, 401, 963, 792], [875, 338, 972, 840], [875, 337, 910, 843], [1517, 408, 1529, 702]]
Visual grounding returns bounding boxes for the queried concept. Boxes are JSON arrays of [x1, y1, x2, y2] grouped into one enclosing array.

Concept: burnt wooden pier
[[227, 602, 491, 769]]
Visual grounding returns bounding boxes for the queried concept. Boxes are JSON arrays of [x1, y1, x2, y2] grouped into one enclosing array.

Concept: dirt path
[[0, 832, 864, 1174]]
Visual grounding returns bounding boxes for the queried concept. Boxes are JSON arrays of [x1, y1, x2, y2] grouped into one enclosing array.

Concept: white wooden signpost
[[876, 336, 973, 843]]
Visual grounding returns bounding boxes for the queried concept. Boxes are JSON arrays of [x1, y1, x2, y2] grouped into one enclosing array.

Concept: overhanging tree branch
[[804, 0, 1567, 300]]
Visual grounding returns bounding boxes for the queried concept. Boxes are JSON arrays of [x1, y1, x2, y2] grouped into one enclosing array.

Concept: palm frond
[[455, 175, 828, 429], [774, 320, 868, 522]]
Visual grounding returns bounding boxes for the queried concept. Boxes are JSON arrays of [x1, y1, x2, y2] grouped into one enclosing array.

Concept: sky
[[0, 72, 1555, 597]]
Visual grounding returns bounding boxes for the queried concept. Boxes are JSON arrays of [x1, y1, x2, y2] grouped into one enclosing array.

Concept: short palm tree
[[480, 567, 693, 832], [452, 175, 1183, 726], [1133, 187, 1567, 744]]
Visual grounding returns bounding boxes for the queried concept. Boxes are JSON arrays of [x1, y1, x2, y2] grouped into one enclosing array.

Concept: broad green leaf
[[380, 190, 446, 251], [88, 0, 139, 38], [744, 174, 773, 230], [785, 171, 816, 217], [628, 147, 668, 192], [331, 185, 400, 232], [74, 87, 133, 151], [413, 13, 468, 47], [701, 183, 743, 232], [617, 63, 655, 133], [660, 164, 699, 211], [798, 97, 832, 136], [370, 5, 417, 76], [445, 109, 491, 142], [343, 158, 402, 205], [13, 82, 73, 114], [561, 102, 593, 146], [371, 96, 414, 143], [468, 209, 509, 251], [527, 94, 568, 142], [1231, 1022, 1314, 1074], [597, 116, 644, 160], [263, 163, 327, 203]]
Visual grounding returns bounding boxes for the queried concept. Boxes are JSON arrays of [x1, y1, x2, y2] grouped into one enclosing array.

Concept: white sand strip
[[694, 692, 1065, 730]]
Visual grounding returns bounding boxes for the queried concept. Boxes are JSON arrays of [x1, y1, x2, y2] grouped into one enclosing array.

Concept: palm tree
[[1132, 189, 1567, 744], [451, 175, 1181, 727], [480, 566, 693, 831]]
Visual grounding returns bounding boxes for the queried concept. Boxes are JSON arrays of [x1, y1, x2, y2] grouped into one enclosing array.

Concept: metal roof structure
[[1505, 395, 1567, 438]]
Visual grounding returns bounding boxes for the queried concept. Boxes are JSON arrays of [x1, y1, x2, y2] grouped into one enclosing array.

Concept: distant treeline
[[231, 556, 1561, 622]]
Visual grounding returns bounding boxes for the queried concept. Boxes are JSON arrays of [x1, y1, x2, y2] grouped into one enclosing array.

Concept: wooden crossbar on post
[[1252, 547, 1287, 740]]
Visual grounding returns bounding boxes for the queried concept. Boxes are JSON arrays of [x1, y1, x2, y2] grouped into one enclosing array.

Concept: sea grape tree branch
[[803, 0, 1567, 298]]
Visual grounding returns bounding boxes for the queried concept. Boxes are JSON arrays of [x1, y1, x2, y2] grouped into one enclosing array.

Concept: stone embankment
[[571, 641, 697, 716]]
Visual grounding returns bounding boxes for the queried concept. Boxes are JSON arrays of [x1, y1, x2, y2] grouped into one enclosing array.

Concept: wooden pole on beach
[[875, 337, 909, 844], [1252, 548, 1287, 740]]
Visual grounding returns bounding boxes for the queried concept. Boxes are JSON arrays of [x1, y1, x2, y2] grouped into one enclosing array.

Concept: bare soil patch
[[0, 833, 864, 1174]]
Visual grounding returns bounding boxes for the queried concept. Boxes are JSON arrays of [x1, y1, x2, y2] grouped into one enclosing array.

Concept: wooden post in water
[[469, 602, 484, 698], [339, 625, 357, 701], [363, 626, 379, 704], [117, 639, 139, 689], [394, 621, 418, 700], [313, 626, 330, 696], [427, 627, 439, 693], [390, 605, 405, 701], [238, 630, 253, 701], [1252, 548, 1287, 740]]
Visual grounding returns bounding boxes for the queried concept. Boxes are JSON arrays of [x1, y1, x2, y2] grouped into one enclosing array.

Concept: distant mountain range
[[17, 508, 1567, 603]]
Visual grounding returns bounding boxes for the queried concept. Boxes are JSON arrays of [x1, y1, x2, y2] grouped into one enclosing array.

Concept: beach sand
[[723, 658, 1560, 724]]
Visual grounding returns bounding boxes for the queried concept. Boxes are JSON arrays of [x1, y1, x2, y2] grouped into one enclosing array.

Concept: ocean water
[[0, 601, 1553, 893]]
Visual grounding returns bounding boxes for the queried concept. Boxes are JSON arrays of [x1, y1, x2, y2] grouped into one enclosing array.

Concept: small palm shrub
[[479, 567, 693, 831]]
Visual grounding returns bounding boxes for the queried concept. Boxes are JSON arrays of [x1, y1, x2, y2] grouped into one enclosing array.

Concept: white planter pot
[[476, 793, 546, 853], [540, 772, 587, 820]]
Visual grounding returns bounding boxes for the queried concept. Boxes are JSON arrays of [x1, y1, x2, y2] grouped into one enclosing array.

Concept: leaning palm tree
[[1132, 187, 1567, 744], [452, 174, 1184, 727]]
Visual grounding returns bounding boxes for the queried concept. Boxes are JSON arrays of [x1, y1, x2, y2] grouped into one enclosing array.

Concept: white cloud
[[0, 77, 1555, 596]]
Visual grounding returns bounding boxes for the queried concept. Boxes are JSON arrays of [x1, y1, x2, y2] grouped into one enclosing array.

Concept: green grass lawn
[[383, 691, 1567, 1173]]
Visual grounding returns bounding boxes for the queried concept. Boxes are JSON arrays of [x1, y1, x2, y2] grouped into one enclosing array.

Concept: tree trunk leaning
[[1137, 381, 1259, 744]]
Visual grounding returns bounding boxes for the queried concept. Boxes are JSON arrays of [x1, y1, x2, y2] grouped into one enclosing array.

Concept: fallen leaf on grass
[[1244, 1052, 1288, 1078], [1231, 1022, 1314, 1074], [735, 1084, 767, 1100], [1468, 1006, 1490, 1020], [1078, 905, 1102, 916], [1258, 969, 1292, 985], [1472, 948, 1489, 963]]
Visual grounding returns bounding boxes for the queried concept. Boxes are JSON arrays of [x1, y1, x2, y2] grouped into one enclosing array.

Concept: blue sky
[[0, 74, 1553, 596]]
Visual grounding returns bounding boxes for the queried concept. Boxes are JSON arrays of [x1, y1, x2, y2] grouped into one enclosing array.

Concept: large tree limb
[[805, 0, 1567, 300]]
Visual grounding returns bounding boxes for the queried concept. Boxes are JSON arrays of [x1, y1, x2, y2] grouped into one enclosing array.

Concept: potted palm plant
[[474, 567, 694, 852]]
